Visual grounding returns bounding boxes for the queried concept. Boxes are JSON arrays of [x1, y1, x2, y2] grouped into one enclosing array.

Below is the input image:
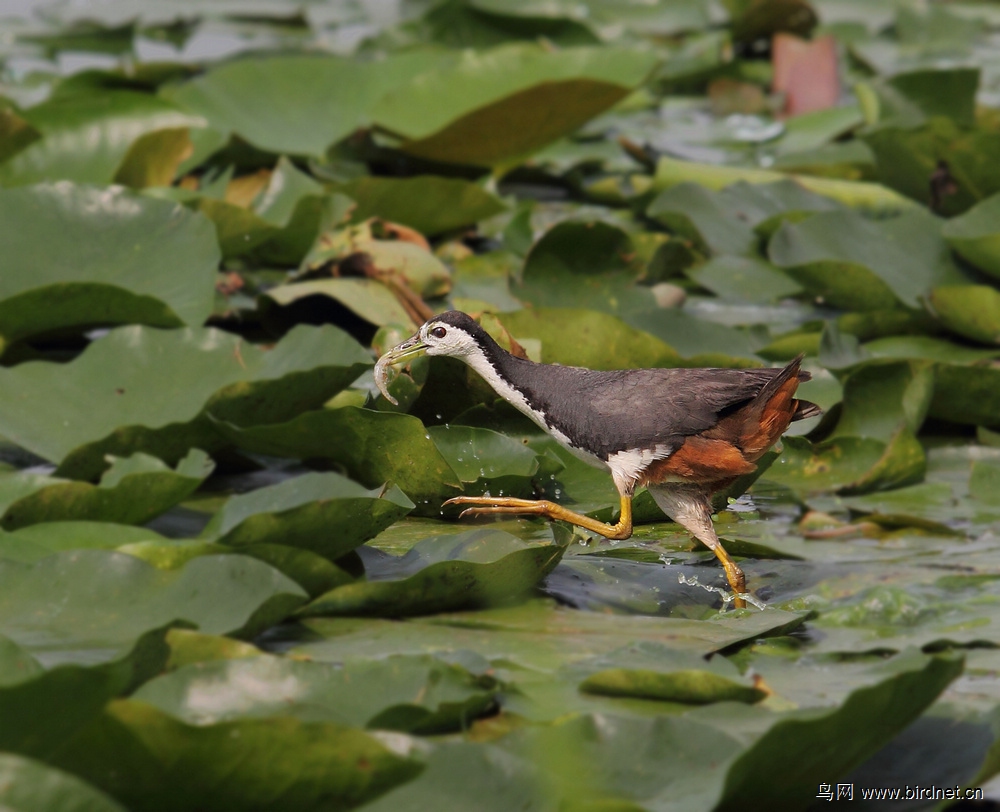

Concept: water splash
[[677, 573, 766, 610]]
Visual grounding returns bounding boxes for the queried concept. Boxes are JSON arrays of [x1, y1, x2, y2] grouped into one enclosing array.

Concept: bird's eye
[[430, 326, 447, 339]]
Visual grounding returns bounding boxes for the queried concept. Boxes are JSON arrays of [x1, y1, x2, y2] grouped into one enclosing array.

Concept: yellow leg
[[444, 494, 633, 540], [647, 485, 747, 609]]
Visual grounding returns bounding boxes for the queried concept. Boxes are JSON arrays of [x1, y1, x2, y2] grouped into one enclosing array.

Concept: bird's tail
[[739, 355, 821, 458]]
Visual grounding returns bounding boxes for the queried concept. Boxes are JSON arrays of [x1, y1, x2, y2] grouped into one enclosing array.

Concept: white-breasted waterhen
[[375, 311, 821, 608]]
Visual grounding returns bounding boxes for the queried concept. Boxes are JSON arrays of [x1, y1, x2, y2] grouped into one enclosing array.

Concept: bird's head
[[374, 311, 484, 404]]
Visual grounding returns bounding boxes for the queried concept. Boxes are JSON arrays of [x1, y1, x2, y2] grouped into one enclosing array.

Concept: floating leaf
[[0, 522, 165, 564], [0, 92, 203, 186], [0, 449, 213, 531], [166, 52, 448, 156], [686, 255, 803, 303], [515, 220, 653, 314], [764, 433, 924, 496], [213, 407, 461, 513], [134, 653, 498, 734], [929, 285, 1000, 346], [941, 192, 1000, 278], [928, 364, 1000, 429], [768, 209, 965, 310], [371, 43, 657, 166], [0, 627, 172, 760], [497, 308, 680, 368], [340, 175, 506, 236], [0, 551, 305, 666], [0, 752, 127, 812], [580, 668, 765, 704], [50, 700, 423, 812], [297, 530, 564, 618], [202, 471, 414, 560], [0, 183, 219, 351], [0, 324, 370, 479]]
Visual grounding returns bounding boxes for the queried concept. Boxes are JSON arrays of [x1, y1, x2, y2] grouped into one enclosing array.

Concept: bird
[[375, 310, 821, 608]]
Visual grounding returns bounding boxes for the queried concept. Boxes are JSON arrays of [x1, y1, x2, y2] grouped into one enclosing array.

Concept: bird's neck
[[461, 335, 545, 424]]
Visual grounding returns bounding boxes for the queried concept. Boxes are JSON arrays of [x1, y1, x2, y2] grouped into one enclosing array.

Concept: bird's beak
[[374, 332, 426, 405]]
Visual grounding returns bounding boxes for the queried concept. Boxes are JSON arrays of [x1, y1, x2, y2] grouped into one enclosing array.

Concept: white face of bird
[[373, 316, 479, 404], [418, 319, 478, 358]]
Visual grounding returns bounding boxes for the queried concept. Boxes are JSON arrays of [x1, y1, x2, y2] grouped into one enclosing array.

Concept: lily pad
[[0, 449, 213, 531], [0, 324, 370, 479], [0, 182, 219, 351], [0, 752, 127, 812], [166, 51, 448, 157], [764, 433, 925, 496], [340, 175, 507, 236], [686, 255, 803, 303], [426, 425, 541, 493], [133, 653, 498, 734], [174, 160, 348, 263], [928, 285, 1000, 345], [201, 471, 414, 560], [371, 43, 657, 166], [213, 407, 462, 513], [297, 530, 565, 618], [0, 522, 165, 564], [0, 627, 172, 760], [941, 191, 1000, 278], [0, 551, 305, 666], [497, 308, 680, 368], [929, 364, 1000, 429], [514, 220, 654, 315], [580, 668, 766, 705], [768, 209, 965, 310], [0, 92, 204, 186], [49, 700, 423, 812]]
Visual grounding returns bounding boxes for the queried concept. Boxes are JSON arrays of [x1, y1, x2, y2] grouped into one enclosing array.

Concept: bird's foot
[[443, 495, 633, 540]]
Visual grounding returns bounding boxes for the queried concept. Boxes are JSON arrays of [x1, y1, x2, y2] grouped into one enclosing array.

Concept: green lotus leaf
[[0, 752, 127, 812], [184, 163, 347, 264], [0, 551, 305, 666], [426, 424, 541, 492], [497, 651, 960, 809], [121, 540, 355, 598], [497, 307, 680, 368], [349, 739, 540, 812], [580, 667, 766, 704], [212, 407, 462, 513], [686, 255, 803, 303], [0, 449, 213, 531], [164, 628, 264, 672], [929, 363, 1000, 429], [165, 51, 449, 156], [134, 653, 498, 734], [49, 700, 423, 812], [863, 117, 1000, 217], [763, 433, 925, 496], [297, 530, 565, 618], [0, 324, 370, 479], [0, 626, 172, 759], [0, 183, 218, 351], [928, 285, 1000, 345], [0, 92, 204, 186], [768, 209, 966, 310], [339, 175, 507, 236], [830, 360, 933, 442], [514, 220, 654, 315], [860, 67, 979, 130], [941, 192, 1000, 278], [371, 43, 657, 166], [295, 601, 809, 679], [0, 522, 165, 564], [201, 471, 414, 560]]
